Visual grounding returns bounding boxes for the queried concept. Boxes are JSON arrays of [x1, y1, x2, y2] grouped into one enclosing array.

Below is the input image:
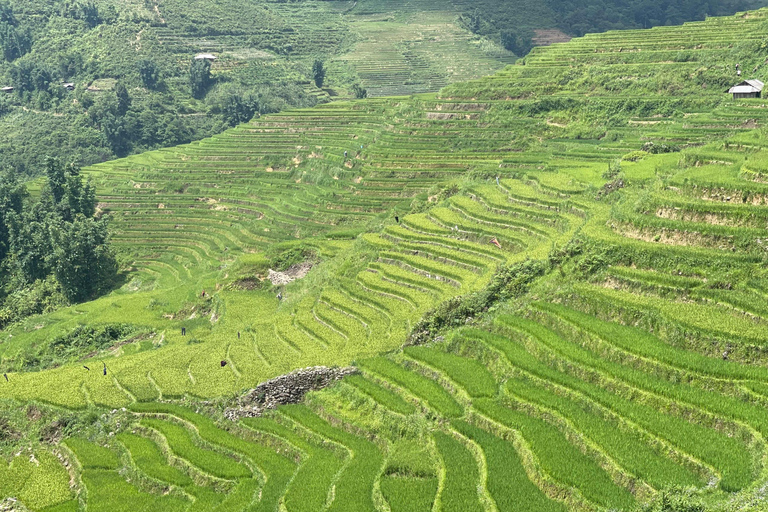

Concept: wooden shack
[[728, 79, 764, 99]]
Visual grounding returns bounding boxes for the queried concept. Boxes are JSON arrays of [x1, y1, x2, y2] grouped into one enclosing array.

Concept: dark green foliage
[[0, 159, 116, 323], [409, 259, 548, 344], [352, 84, 367, 99], [60, 1, 102, 28], [114, 82, 130, 117], [500, 30, 531, 56], [0, 167, 26, 260], [138, 59, 160, 90], [220, 91, 259, 126], [0, 21, 30, 61], [312, 59, 325, 88], [52, 215, 116, 302], [189, 58, 212, 99]]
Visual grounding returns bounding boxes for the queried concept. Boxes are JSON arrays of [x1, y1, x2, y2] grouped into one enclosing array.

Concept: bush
[[408, 259, 548, 344], [352, 84, 367, 99]]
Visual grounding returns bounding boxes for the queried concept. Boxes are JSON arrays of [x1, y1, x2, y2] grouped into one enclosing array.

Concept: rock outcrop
[[224, 365, 357, 420]]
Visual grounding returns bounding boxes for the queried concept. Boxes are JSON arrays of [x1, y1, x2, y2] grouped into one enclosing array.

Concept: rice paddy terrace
[[7, 8, 768, 512], [147, 0, 515, 98]]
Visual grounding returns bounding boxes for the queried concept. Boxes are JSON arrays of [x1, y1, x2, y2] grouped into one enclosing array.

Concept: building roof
[[728, 79, 764, 94], [1, 86, 13, 92], [194, 53, 217, 60]]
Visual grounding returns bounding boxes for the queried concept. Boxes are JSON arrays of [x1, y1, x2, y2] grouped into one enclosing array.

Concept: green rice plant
[[117, 433, 193, 487], [519, 308, 768, 438], [280, 405, 382, 512], [452, 420, 566, 512], [130, 403, 295, 512], [536, 302, 768, 382], [468, 325, 753, 491], [358, 357, 463, 417], [140, 418, 252, 479], [243, 416, 345, 512], [84, 469, 191, 512], [404, 346, 497, 398], [505, 376, 703, 489], [64, 438, 120, 470], [432, 431, 484, 512], [572, 283, 768, 344], [380, 476, 438, 512], [475, 399, 635, 510], [211, 478, 259, 512], [0, 450, 73, 511], [345, 374, 416, 415], [186, 486, 226, 512], [450, 196, 553, 237], [38, 500, 79, 512], [605, 266, 704, 290]]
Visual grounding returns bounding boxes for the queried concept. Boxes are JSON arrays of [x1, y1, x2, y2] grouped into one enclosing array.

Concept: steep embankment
[[4, 8, 768, 512]]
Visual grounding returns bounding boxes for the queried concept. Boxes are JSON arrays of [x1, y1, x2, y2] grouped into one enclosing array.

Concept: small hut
[[194, 53, 217, 61], [1, 86, 13, 93], [63, 83, 75, 91], [727, 79, 764, 99]]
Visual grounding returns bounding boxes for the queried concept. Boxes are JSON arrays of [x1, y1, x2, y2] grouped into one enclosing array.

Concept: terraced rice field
[[6, 7, 768, 512], [148, 0, 514, 98]]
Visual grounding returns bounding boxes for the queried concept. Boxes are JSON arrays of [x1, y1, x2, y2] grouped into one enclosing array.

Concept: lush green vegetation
[[7, 5, 768, 512]]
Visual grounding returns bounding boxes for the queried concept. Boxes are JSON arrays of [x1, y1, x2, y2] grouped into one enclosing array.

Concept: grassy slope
[[6, 7, 768, 512]]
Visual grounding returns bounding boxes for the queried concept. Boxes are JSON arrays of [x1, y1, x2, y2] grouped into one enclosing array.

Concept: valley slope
[[5, 8, 768, 512]]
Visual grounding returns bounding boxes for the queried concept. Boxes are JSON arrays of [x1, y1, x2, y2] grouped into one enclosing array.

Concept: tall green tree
[[0, 169, 27, 261], [138, 59, 160, 89], [114, 82, 130, 116], [189, 58, 212, 99], [52, 215, 115, 302], [312, 60, 326, 88]]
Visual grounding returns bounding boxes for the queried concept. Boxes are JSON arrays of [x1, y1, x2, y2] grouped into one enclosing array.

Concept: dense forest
[[0, 159, 116, 328]]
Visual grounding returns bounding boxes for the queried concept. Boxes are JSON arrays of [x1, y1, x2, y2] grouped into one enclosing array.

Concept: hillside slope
[[4, 7, 768, 512]]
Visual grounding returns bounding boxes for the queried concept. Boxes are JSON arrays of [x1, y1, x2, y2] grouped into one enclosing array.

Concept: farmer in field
[[344, 150, 347, 159], [221, 360, 227, 367], [3, 373, 7, 382], [237, 331, 241, 339], [182, 327, 186, 336], [84, 366, 90, 371], [395, 215, 399, 223], [103, 362, 107, 376]]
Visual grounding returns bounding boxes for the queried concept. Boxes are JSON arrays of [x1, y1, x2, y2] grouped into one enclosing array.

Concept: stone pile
[[224, 365, 357, 420]]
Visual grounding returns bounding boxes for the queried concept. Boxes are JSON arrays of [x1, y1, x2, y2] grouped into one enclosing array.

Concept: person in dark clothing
[[84, 366, 90, 371], [395, 215, 399, 223], [3, 373, 7, 382], [344, 150, 348, 159], [182, 327, 186, 336], [220, 360, 227, 367], [237, 331, 240, 339], [277, 292, 282, 301], [102, 362, 107, 376]]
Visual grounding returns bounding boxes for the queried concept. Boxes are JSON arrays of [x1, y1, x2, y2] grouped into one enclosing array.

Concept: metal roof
[[194, 53, 217, 60], [728, 79, 764, 94]]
